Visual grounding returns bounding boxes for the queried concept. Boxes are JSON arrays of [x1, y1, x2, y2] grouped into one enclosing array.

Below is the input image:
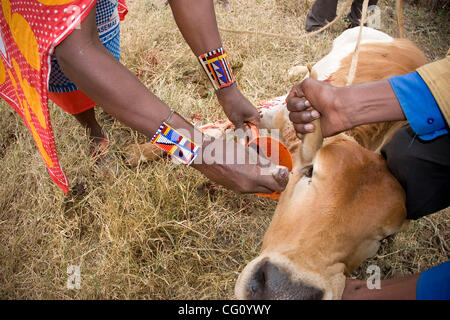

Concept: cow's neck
[[345, 121, 407, 153]]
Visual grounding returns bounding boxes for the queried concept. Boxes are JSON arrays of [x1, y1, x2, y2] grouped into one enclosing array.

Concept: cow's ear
[[299, 66, 323, 166], [300, 122, 322, 166], [287, 140, 302, 171]]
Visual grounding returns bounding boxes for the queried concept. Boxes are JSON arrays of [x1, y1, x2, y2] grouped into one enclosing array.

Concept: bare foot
[[89, 136, 110, 163]]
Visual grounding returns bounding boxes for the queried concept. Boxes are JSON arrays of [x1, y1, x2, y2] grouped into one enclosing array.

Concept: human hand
[[216, 85, 261, 131], [286, 78, 353, 139], [192, 137, 289, 194]]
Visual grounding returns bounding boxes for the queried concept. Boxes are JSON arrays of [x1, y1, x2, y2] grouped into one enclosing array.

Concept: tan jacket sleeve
[[416, 51, 450, 124]]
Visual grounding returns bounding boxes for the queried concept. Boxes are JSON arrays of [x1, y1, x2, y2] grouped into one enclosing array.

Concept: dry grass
[[0, 0, 448, 299]]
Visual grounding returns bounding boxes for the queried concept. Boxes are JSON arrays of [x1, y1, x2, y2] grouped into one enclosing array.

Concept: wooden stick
[[396, 0, 405, 38], [346, 0, 370, 86]]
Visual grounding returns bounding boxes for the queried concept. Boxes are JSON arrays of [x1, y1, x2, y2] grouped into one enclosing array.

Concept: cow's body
[[234, 27, 428, 300]]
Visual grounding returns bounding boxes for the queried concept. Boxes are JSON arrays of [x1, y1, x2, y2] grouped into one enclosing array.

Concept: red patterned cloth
[[118, 0, 127, 20], [48, 89, 96, 114], [0, 0, 127, 194]]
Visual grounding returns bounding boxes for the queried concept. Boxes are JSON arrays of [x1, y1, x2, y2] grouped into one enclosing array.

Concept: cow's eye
[[301, 165, 313, 178]]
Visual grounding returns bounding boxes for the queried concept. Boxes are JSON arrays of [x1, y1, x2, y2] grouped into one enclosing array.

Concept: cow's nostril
[[247, 260, 270, 299], [245, 259, 324, 300], [248, 261, 267, 296], [247, 260, 288, 299]]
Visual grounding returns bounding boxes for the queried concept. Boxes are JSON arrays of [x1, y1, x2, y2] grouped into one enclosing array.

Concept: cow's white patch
[[311, 27, 393, 81], [258, 95, 288, 129]]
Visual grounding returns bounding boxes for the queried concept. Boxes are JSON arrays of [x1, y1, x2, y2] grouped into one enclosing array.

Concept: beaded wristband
[[150, 110, 201, 166], [198, 47, 235, 90]]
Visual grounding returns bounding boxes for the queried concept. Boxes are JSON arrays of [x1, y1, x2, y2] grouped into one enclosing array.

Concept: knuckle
[[301, 111, 312, 122], [294, 123, 305, 133], [287, 98, 302, 112], [288, 111, 296, 122], [286, 98, 296, 111], [290, 84, 300, 93], [302, 77, 313, 87]]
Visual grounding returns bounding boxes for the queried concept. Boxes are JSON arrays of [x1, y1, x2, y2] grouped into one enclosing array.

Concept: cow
[[234, 27, 428, 300], [124, 27, 428, 300]]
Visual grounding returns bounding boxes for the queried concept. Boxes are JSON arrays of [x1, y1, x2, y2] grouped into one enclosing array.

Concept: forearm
[[168, 0, 239, 98], [342, 79, 406, 127], [53, 5, 288, 194], [54, 9, 197, 140], [168, 0, 222, 56], [57, 39, 213, 173]]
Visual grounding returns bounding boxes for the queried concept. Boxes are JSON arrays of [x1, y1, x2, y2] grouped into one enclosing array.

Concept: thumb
[[286, 83, 305, 102], [247, 115, 261, 128], [234, 116, 261, 131], [271, 165, 289, 189], [236, 120, 261, 145], [257, 165, 289, 192]]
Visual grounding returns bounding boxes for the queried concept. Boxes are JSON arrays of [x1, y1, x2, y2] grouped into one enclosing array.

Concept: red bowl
[[247, 124, 293, 200]]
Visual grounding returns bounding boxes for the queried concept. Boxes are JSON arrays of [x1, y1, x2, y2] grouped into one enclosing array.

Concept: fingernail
[[311, 110, 320, 118], [305, 124, 314, 131], [278, 167, 288, 179], [305, 100, 311, 107]]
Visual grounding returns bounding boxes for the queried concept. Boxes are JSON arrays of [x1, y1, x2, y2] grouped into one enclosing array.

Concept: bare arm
[[286, 78, 405, 138], [168, 0, 222, 56], [168, 0, 260, 129], [54, 6, 171, 138], [54, 6, 288, 193]]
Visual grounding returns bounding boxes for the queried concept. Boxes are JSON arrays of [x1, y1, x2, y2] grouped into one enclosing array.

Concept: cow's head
[[234, 30, 430, 300], [235, 131, 407, 299]]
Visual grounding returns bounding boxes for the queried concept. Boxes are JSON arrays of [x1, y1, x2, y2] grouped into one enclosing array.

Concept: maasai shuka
[[151, 123, 200, 166], [49, 0, 122, 93], [199, 47, 235, 90], [0, 0, 127, 194]]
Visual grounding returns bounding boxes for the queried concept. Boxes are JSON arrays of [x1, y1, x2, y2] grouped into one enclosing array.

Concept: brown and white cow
[[234, 27, 428, 300], [125, 27, 428, 300]]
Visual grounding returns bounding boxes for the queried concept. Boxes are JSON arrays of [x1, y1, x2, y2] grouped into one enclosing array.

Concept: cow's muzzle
[[235, 258, 324, 300]]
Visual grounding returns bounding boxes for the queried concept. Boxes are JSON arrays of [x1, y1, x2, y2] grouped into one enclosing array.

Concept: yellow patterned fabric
[[0, 0, 97, 193]]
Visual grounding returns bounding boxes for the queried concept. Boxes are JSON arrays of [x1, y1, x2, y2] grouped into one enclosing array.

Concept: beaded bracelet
[[198, 47, 235, 90], [150, 110, 201, 166]]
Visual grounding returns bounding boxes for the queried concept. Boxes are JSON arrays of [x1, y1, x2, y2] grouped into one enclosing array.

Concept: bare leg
[[73, 108, 106, 146]]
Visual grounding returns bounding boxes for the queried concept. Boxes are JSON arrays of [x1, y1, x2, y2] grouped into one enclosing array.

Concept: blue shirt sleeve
[[416, 261, 450, 300], [389, 71, 448, 140]]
